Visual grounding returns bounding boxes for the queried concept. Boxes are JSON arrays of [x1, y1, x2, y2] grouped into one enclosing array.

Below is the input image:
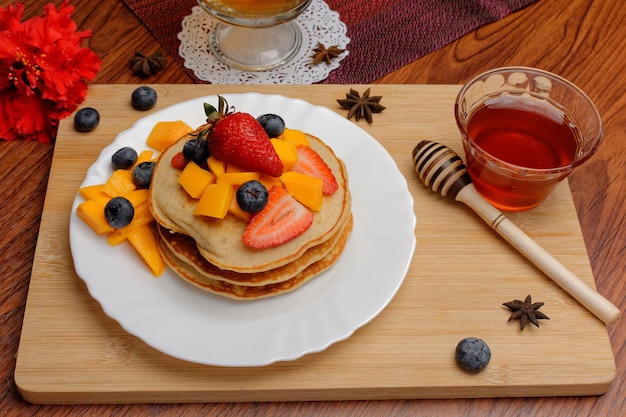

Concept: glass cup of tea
[[454, 67, 603, 212], [197, 0, 312, 71]]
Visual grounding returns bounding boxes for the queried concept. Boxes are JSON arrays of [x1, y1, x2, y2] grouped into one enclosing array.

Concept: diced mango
[[127, 225, 166, 277], [102, 169, 136, 197], [125, 188, 150, 208], [146, 121, 192, 151], [279, 128, 309, 146], [77, 200, 114, 234], [226, 164, 243, 173], [107, 203, 155, 245], [194, 183, 234, 219], [178, 162, 216, 199], [133, 150, 155, 168], [258, 174, 282, 190], [216, 171, 260, 186], [78, 184, 110, 207], [228, 190, 252, 223], [207, 155, 227, 176], [280, 171, 323, 211], [271, 138, 298, 171]]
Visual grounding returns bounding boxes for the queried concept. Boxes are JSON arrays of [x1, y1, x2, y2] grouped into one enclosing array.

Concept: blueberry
[[132, 161, 155, 188], [183, 137, 210, 164], [111, 147, 138, 170], [104, 197, 134, 228], [131, 86, 157, 110], [455, 337, 491, 373], [74, 107, 100, 132], [236, 180, 269, 213], [256, 114, 285, 138]]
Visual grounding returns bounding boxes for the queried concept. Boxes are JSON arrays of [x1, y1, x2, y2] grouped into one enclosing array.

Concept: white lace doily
[[177, 0, 349, 84]]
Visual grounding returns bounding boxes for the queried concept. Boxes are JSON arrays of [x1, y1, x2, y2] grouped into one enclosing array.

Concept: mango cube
[[194, 182, 234, 219], [258, 174, 282, 190], [77, 199, 114, 234], [133, 150, 155, 168], [146, 121, 192, 151], [226, 164, 243, 173], [125, 188, 150, 208], [178, 161, 216, 199], [207, 155, 227, 176], [102, 169, 136, 198], [78, 184, 110, 207], [216, 171, 260, 186], [271, 138, 298, 171], [279, 128, 309, 146], [228, 191, 252, 223], [127, 225, 166, 277], [280, 171, 323, 211]]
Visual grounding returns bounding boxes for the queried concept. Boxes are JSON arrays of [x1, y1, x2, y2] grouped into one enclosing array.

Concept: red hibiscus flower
[[0, 1, 101, 143]]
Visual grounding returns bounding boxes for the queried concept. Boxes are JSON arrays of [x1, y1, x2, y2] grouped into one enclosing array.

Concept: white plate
[[69, 93, 416, 367]]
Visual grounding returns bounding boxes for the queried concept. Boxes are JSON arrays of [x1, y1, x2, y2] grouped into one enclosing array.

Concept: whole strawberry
[[204, 97, 283, 177]]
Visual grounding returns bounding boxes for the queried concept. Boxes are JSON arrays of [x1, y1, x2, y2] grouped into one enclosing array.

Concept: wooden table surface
[[1, 0, 624, 416]]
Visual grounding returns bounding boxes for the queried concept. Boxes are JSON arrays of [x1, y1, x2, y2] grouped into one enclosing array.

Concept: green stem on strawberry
[[204, 95, 234, 124]]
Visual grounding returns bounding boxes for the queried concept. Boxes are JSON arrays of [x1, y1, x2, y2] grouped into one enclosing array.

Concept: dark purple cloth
[[122, 0, 539, 83]]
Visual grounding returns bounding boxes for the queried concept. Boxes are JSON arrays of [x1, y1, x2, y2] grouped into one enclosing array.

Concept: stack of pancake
[[149, 127, 352, 300]]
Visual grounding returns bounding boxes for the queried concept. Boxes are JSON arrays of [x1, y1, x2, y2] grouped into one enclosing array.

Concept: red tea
[[464, 95, 581, 211]]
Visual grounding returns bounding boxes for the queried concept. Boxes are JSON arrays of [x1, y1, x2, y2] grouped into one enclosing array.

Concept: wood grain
[[411, 141, 620, 325], [14, 84, 615, 404], [1, 0, 624, 416]]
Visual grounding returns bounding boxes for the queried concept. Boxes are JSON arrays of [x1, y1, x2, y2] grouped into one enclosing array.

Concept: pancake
[[157, 217, 352, 300], [149, 129, 351, 273], [158, 215, 352, 286]]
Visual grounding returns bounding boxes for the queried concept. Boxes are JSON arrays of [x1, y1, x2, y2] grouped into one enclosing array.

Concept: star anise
[[337, 88, 386, 124], [310, 42, 345, 65], [503, 295, 550, 330], [129, 50, 168, 77]]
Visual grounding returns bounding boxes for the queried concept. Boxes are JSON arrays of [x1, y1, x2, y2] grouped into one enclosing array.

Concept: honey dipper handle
[[456, 184, 621, 325], [412, 140, 621, 325]]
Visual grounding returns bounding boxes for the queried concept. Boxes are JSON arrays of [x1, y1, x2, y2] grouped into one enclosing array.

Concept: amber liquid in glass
[[465, 95, 580, 210], [201, 0, 306, 17]]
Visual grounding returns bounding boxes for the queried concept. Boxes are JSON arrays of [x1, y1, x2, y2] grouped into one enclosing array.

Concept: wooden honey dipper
[[412, 140, 621, 325]]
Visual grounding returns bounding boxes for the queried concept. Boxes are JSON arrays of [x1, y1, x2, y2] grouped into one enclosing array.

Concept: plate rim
[[69, 93, 416, 366]]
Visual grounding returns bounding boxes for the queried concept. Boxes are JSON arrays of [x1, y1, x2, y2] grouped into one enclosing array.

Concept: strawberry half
[[208, 112, 283, 177], [242, 186, 314, 249], [292, 145, 339, 194]]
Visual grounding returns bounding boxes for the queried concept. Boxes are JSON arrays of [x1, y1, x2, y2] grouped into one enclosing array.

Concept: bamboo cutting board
[[15, 85, 616, 404]]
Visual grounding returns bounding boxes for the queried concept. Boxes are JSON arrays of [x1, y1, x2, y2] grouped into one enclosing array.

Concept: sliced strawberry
[[171, 151, 188, 170], [292, 145, 338, 194], [242, 186, 313, 249], [208, 112, 283, 177]]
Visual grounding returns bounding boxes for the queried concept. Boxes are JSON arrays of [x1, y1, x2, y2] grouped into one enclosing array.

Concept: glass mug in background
[[197, 0, 312, 71], [199, 0, 310, 23], [455, 67, 603, 212]]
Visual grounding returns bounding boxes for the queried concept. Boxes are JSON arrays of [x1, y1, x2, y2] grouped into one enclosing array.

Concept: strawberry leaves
[[202, 96, 283, 177], [204, 95, 234, 123]]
